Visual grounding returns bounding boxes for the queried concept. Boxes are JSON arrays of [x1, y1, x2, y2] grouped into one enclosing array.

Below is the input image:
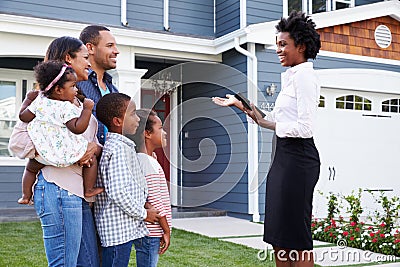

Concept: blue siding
[[355, 0, 381, 7], [180, 50, 249, 216], [215, 0, 240, 37], [0, 0, 121, 26], [127, 0, 163, 31], [247, 0, 282, 26], [169, 0, 214, 36], [0, 166, 24, 208]]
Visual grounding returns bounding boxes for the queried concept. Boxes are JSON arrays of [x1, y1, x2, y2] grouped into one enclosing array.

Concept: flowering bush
[[313, 190, 400, 257], [311, 218, 400, 256]]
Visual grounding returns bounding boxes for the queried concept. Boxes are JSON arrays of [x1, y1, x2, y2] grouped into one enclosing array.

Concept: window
[[336, 95, 371, 111], [318, 95, 325, 107], [0, 69, 35, 158], [285, 0, 355, 16], [382, 99, 400, 113], [0, 81, 17, 156]]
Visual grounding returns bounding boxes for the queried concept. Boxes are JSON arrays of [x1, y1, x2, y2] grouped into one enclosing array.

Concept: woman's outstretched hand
[[212, 94, 240, 107]]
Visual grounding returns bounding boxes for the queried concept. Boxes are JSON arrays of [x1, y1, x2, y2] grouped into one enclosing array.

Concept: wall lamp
[[265, 83, 277, 96]]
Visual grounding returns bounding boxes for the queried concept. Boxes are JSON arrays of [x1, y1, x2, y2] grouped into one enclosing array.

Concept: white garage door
[[312, 69, 400, 219]]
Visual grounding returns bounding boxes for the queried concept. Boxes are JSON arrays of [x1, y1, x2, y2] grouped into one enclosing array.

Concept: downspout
[[234, 37, 260, 223], [164, 0, 170, 31], [121, 0, 128, 26]]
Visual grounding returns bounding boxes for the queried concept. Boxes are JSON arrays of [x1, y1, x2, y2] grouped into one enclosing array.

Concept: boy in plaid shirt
[[95, 93, 160, 267]]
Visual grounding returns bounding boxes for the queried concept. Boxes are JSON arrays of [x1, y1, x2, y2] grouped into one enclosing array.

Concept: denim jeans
[[101, 240, 133, 267], [77, 201, 100, 267], [133, 236, 161, 267], [34, 172, 82, 266]]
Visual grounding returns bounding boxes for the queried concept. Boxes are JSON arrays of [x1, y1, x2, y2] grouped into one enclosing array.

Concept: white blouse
[[271, 62, 320, 138]]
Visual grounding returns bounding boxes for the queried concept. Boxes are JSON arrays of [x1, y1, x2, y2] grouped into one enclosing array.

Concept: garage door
[[312, 87, 400, 218]]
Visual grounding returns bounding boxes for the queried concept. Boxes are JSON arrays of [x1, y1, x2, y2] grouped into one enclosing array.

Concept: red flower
[[343, 231, 349, 236], [311, 223, 316, 227], [372, 238, 378, 243], [329, 232, 333, 237], [380, 223, 386, 228], [350, 236, 355, 241], [350, 221, 356, 227], [370, 232, 375, 237], [394, 239, 400, 244], [368, 226, 373, 230], [355, 228, 360, 232], [380, 234, 385, 238]]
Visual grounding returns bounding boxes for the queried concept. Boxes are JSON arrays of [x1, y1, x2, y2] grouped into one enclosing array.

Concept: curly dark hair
[[34, 60, 75, 97], [96, 93, 131, 129], [130, 109, 157, 152], [276, 11, 321, 59]]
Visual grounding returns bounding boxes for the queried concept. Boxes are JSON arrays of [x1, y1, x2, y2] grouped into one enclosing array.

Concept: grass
[[0, 221, 274, 267]]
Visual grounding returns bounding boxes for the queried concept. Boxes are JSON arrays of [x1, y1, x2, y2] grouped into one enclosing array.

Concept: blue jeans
[[102, 240, 133, 267], [77, 201, 100, 267], [34, 172, 99, 267], [133, 236, 161, 267]]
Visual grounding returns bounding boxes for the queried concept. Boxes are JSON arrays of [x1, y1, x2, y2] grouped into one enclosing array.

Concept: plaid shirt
[[77, 70, 118, 145], [94, 133, 149, 247]]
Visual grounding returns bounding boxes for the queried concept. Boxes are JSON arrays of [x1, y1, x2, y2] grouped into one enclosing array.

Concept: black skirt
[[263, 136, 320, 250]]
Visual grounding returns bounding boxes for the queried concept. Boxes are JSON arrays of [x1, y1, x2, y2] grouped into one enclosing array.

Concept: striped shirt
[[95, 133, 149, 247], [137, 153, 172, 237]]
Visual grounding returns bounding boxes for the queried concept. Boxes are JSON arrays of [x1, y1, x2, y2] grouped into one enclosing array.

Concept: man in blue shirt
[[78, 25, 120, 145]]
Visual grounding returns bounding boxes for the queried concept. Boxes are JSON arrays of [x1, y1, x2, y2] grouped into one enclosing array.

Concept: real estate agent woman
[[212, 11, 321, 267]]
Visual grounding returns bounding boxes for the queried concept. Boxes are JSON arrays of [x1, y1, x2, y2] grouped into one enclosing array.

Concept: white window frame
[[0, 68, 35, 165], [283, 0, 355, 17]]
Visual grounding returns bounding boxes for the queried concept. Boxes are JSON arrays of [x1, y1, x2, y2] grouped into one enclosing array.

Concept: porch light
[[265, 83, 277, 96]]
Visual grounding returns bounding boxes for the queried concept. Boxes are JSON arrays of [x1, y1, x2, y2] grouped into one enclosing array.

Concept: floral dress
[[27, 95, 88, 167]]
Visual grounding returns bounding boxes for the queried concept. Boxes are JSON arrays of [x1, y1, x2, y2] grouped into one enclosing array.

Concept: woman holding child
[[29, 36, 101, 267]]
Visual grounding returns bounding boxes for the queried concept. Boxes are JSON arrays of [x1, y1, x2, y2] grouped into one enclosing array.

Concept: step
[[0, 207, 38, 222], [172, 207, 227, 219]]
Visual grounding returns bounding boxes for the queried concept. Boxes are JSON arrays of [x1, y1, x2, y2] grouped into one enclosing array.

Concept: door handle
[[328, 166, 332, 180], [332, 167, 336, 181]]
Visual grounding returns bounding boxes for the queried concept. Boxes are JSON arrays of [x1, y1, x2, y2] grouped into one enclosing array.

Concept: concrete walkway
[[172, 216, 399, 267]]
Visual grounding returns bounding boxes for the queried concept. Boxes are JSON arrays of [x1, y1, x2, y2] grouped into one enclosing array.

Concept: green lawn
[[0, 221, 274, 267]]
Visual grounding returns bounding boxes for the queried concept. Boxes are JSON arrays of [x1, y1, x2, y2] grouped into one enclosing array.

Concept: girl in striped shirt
[[131, 109, 172, 267]]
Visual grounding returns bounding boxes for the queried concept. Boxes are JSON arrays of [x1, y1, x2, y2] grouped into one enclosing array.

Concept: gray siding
[[215, 0, 240, 38], [180, 50, 249, 217], [0, 166, 24, 208], [247, 0, 282, 26], [355, 0, 381, 7], [0, 0, 121, 26], [127, 0, 163, 31], [169, 0, 214, 37]]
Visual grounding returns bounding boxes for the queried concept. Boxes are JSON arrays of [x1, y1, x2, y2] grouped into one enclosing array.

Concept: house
[[0, 0, 399, 221]]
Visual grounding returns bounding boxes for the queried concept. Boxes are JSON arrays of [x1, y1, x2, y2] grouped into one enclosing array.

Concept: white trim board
[[316, 68, 400, 95]]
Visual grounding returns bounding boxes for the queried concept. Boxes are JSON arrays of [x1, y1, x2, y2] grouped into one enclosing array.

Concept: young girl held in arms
[[18, 60, 103, 204]]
